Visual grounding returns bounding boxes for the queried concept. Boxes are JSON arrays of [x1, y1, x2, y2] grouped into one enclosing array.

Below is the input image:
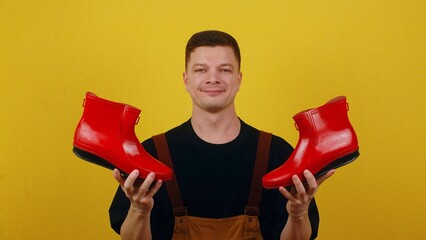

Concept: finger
[[113, 168, 125, 186], [279, 186, 296, 201], [303, 170, 318, 194], [317, 169, 336, 186], [292, 174, 306, 195], [147, 179, 163, 197], [123, 170, 140, 189], [139, 172, 156, 193]]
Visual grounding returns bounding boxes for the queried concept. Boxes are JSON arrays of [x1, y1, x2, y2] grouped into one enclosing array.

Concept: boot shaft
[[72, 92, 173, 181], [262, 96, 360, 188], [74, 92, 141, 143], [293, 96, 358, 147]]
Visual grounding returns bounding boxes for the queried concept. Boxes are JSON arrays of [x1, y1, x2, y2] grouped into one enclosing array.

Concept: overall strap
[[245, 131, 272, 216], [152, 133, 187, 216]]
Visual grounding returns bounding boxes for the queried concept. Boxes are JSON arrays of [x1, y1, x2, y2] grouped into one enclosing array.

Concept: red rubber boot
[[73, 92, 172, 181], [262, 96, 359, 188]]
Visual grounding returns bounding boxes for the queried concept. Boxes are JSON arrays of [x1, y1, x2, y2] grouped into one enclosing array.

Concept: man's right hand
[[113, 169, 162, 215]]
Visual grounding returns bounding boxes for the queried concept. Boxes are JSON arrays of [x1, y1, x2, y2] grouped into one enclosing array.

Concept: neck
[[191, 105, 241, 144]]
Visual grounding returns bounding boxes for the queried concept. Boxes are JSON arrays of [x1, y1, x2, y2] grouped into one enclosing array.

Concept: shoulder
[[240, 119, 294, 168], [270, 134, 293, 152], [243, 120, 294, 169], [241, 119, 293, 152], [267, 134, 293, 170], [141, 120, 191, 156]]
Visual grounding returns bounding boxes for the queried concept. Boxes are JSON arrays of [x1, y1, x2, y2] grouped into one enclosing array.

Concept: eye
[[194, 68, 206, 73], [220, 68, 232, 73]]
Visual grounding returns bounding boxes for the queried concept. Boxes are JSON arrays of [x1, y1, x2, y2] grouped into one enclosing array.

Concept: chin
[[203, 105, 223, 113], [203, 102, 234, 113]]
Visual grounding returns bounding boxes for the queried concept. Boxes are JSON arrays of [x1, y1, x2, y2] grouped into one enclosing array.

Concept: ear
[[237, 71, 242, 90], [183, 71, 189, 92]]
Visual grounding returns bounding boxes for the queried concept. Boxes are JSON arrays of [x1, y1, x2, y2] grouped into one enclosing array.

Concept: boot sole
[[72, 146, 129, 178], [314, 149, 360, 180], [264, 149, 360, 188]]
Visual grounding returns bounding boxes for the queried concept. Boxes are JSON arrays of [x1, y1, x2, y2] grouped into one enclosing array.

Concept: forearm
[[120, 208, 152, 240], [280, 214, 312, 240]]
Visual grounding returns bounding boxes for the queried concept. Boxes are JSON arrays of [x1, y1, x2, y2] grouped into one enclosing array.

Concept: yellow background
[[1, 0, 424, 239]]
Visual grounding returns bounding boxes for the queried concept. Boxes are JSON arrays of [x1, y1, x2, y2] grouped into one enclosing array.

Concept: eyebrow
[[191, 63, 235, 69]]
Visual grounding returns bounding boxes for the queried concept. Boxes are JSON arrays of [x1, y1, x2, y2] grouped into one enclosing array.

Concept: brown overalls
[[152, 131, 272, 240]]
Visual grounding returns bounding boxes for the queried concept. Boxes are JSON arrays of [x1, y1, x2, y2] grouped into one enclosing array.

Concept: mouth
[[200, 89, 225, 95]]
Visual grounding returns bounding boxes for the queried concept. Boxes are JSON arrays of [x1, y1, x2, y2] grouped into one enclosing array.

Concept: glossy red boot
[[262, 96, 359, 188], [73, 92, 172, 181]]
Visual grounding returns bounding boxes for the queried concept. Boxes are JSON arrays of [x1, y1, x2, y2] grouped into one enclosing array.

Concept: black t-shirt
[[109, 119, 319, 239]]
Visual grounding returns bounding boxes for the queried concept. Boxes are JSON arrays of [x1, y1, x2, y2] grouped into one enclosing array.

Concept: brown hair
[[185, 30, 241, 70]]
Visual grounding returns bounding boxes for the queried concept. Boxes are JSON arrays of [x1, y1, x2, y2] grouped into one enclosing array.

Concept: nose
[[207, 70, 220, 84]]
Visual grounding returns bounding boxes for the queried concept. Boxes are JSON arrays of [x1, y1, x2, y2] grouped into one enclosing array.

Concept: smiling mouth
[[200, 89, 225, 94]]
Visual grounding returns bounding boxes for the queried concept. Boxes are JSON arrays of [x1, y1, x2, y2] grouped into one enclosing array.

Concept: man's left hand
[[279, 169, 335, 218]]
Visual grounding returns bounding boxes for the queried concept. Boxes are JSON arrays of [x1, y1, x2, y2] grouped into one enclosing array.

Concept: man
[[109, 30, 334, 240]]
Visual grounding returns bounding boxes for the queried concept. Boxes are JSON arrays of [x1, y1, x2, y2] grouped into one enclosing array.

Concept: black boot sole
[[314, 149, 360, 179], [72, 146, 128, 177]]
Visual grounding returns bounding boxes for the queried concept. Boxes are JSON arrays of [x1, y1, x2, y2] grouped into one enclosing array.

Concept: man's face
[[183, 46, 242, 113]]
